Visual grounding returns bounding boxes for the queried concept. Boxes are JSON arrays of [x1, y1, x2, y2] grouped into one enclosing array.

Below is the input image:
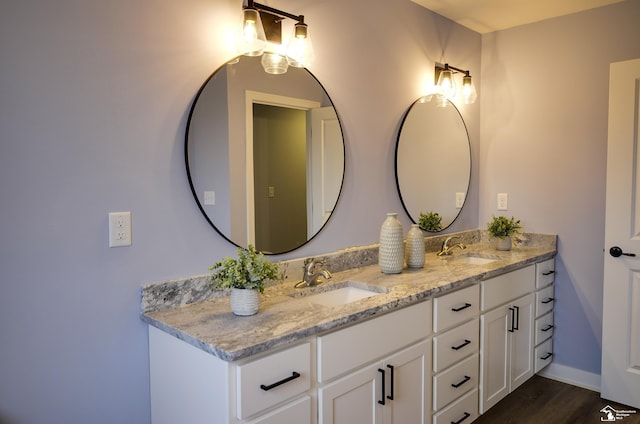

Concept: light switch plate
[[455, 192, 465, 209], [497, 193, 508, 211], [204, 191, 215, 205]]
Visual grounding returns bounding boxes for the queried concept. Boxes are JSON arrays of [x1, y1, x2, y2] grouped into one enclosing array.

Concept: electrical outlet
[[109, 211, 132, 247], [497, 193, 508, 211], [268, 186, 275, 198]]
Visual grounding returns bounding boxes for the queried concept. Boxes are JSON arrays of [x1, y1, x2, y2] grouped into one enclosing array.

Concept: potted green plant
[[418, 211, 443, 232], [208, 245, 280, 316], [487, 215, 522, 251]]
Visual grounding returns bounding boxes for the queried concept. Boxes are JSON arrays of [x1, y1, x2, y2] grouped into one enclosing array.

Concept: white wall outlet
[[109, 211, 132, 247], [204, 191, 215, 205], [497, 193, 508, 211], [268, 186, 275, 198], [455, 192, 465, 209]]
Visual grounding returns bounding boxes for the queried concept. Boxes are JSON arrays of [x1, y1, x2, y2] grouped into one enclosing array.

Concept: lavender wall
[[480, 0, 640, 382], [0, 0, 479, 422]]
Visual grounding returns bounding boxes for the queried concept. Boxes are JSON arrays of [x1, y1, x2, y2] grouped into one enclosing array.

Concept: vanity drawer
[[236, 342, 311, 420], [433, 353, 478, 411], [534, 311, 554, 345], [433, 388, 478, 424], [434, 284, 479, 333], [535, 284, 555, 317], [433, 318, 479, 373], [535, 338, 553, 373], [317, 301, 431, 382], [536, 259, 556, 288], [481, 265, 535, 311]]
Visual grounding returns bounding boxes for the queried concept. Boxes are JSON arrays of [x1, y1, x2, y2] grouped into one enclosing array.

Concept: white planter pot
[[495, 236, 512, 251], [230, 288, 260, 316]]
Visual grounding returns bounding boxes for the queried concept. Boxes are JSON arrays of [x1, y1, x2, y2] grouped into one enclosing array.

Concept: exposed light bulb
[[287, 22, 314, 68], [462, 74, 477, 104], [436, 67, 456, 99], [238, 8, 266, 56]]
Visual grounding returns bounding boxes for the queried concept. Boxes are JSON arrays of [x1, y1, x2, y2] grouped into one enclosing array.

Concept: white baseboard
[[538, 362, 601, 392]]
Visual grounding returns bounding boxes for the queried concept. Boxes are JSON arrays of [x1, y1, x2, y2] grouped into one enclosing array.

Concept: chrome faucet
[[437, 236, 467, 256], [294, 257, 332, 288]]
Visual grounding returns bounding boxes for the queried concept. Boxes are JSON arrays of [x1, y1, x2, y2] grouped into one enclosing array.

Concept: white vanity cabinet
[[534, 258, 555, 372], [479, 265, 535, 414], [148, 326, 314, 424], [317, 301, 432, 424], [432, 284, 480, 424]]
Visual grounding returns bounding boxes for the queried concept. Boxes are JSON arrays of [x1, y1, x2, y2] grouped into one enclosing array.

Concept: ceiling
[[410, 0, 625, 33]]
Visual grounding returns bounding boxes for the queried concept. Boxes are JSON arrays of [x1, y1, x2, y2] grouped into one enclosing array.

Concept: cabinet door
[[480, 304, 510, 414], [318, 363, 383, 424], [384, 340, 431, 424], [510, 293, 534, 391]]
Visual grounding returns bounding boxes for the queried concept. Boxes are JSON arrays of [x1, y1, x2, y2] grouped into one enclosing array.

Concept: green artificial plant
[[419, 211, 443, 232], [487, 215, 522, 239], [208, 245, 280, 294]]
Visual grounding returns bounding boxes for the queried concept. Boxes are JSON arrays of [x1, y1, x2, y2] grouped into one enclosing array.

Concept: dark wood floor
[[473, 375, 640, 424]]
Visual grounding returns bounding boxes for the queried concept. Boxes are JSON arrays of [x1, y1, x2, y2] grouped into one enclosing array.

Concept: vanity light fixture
[[238, 0, 314, 74], [435, 63, 477, 105]]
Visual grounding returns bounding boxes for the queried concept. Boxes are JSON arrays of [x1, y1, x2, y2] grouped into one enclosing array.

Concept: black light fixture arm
[[437, 63, 471, 77], [246, 0, 305, 24]]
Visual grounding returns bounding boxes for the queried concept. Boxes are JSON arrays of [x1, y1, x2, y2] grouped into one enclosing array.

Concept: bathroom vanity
[[142, 232, 556, 424]]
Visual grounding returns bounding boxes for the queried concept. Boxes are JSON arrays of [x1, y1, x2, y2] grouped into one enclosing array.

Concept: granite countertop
[[141, 238, 556, 362]]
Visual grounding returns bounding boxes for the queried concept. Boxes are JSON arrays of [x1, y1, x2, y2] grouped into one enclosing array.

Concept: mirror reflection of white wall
[[396, 96, 471, 230]]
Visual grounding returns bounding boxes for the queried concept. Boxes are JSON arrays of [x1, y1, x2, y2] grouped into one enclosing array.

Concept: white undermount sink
[[450, 253, 500, 265], [293, 283, 386, 307]]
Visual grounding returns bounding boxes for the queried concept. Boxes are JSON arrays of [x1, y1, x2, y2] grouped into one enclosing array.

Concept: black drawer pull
[[260, 371, 301, 391], [541, 297, 554, 304], [387, 364, 395, 400], [541, 324, 554, 332], [540, 352, 553, 360], [542, 270, 555, 276], [451, 375, 471, 388], [451, 303, 472, 312], [508, 307, 515, 333], [378, 368, 386, 405], [451, 339, 472, 351], [451, 412, 471, 424]]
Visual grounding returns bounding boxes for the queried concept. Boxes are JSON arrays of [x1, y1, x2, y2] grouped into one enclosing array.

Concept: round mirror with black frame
[[186, 55, 345, 255], [395, 94, 471, 232]]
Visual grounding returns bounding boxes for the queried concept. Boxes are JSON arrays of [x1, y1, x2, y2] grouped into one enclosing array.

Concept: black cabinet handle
[[610, 246, 636, 257], [378, 368, 386, 405], [541, 297, 554, 304], [260, 371, 301, 391], [542, 270, 555, 276], [541, 324, 554, 332], [540, 352, 553, 360], [451, 339, 472, 351], [451, 375, 471, 388], [451, 303, 472, 312], [451, 412, 471, 424], [508, 307, 515, 333], [387, 364, 394, 400]]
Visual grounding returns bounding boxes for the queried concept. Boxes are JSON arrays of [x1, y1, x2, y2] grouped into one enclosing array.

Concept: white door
[[602, 57, 640, 409], [509, 294, 534, 392], [308, 107, 343, 235], [480, 304, 510, 413]]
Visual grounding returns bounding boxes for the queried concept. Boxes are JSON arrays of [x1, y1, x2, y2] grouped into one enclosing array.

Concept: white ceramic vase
[[230, 288, 260, 316], [405, 224, 425, 268], [495, 236, 512, 251], [379, 213, 404, 274]]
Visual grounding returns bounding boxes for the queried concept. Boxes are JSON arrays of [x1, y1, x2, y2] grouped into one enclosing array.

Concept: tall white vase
[[405, 224, 425, 268], [379, 213, 404, 274]]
